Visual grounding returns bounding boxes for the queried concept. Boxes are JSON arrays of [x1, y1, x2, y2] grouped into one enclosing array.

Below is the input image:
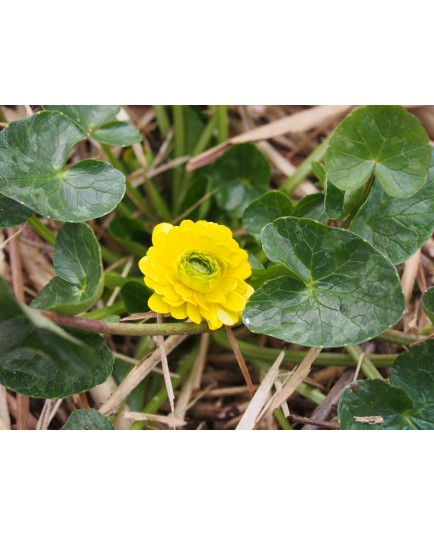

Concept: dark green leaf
[[422, 287, 434, 323], [249, 264, 296, 289], [244, 217, 405, 347], [62, 409, 114, 430], [121, 281, 152, 314], [349, 149, 434, 264], [325, 181, 364, 220], [0, 112, 126, 222], [184, 106, 207, 154], [291, 193, 327, 222], [92, 122, 142, 147], [108, 216, 149, 257], [178, 176, 212, 221], [0, 195, 32, 227], [44, 105, 120, 133], [247, 252, 264, 270], [206, 143, 271, 217], [339, 340, 434, 429], [0, 277, 113, 398], [243, 191, 293, 240], [31, 223, 103, 315], [339, 381, 413, 430], [325, 105, 430, 198]]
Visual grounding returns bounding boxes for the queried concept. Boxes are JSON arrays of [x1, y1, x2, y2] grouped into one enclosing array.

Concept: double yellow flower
[[139, 220, 253, 330]]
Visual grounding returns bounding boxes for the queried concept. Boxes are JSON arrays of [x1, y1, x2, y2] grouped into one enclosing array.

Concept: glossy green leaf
[[207, 143, 271, 217], [0, 112, 126, 222], [249, 264, 295, 289], [31, 223, 103, 314], [0, 277, 113, 398], [44, 105, 120, 132], [178, 176, 212, 221], [243, 191, 293, 240], [244, 217, 405, 347], [108, 216, 149, 257], [422, 287, 434, 323], [325, 105, 430, 198], [92, 122, 142, 146], [291, 193, 327, 222], [339, 340, 434, 429], [0, 195, 32, 227], [325, 181, 363, 220], [62, 409, 114, 430], [349, 149, 434, 264], [44, 105, 141, 147], [121, 281, 152, 314]]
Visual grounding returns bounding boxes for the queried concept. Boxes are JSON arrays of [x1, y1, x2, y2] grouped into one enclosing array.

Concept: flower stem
[[376, 329, 421, 345], [279, 133, 331, 194], [28, 215, 55, 246], [345, 344, 383, 380], [212, 330, 398, 367], [42, 310, 209, 337]]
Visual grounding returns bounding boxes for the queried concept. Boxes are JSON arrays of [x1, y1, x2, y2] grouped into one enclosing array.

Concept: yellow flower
[[139, 220, 254, 330]]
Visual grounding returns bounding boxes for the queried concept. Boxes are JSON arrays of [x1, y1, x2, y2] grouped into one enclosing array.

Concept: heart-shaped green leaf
[[121, 281, 152, 314], [339, 340, 434, 429], [0, 112, 126, 222], [62, 409, 114, 430], [0, 277, 113, 398], [291, 193, 326, 222], [0, 195, 32, 227], [44, 105, 141, 147], [243, 217, 405, 347], [325, 105, 430, 198], [422, 287, 434, 323], [206, 143, 271, 217], [31, 223, 103, 315], [325, 181, 364, 220], [243, 191, 293, 239], [91, 122, 142, 146], [349, 149, 434, 264], [44, 105, 120, 131]]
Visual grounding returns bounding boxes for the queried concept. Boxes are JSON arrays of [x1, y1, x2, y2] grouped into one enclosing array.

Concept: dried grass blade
[[187, 105, 351, 171], [0, 386, 11, 430], [156, 314, 175, 417], [99, 334, 188, 416], [236, 349, 286, 430], [258, 347, 323, 423], [124, 411, 186, 428]]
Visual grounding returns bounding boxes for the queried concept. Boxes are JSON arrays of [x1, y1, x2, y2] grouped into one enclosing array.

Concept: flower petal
[[148, 293, 170, 314]]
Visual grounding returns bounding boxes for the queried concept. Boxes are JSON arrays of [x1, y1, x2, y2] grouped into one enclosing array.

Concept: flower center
[[178, 250, 221, 292]]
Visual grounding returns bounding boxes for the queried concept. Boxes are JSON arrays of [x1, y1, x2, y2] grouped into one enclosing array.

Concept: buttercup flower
[[139, 220, 253, 330]]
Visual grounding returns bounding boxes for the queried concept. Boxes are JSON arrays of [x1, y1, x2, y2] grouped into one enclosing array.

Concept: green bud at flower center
[[178, 250, 221, 292]]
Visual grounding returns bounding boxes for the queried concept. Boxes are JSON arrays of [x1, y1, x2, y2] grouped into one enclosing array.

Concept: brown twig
[[225, 326, 255, 397], [288, 413, 339, 430]]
